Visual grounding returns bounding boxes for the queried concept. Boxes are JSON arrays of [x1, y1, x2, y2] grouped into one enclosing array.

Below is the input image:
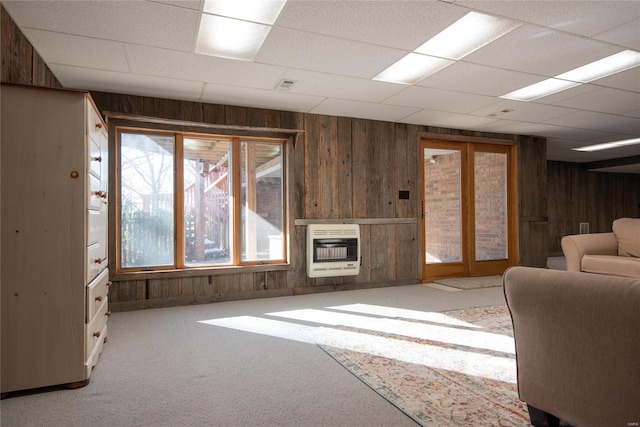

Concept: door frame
[[421, 137, 518, 282]]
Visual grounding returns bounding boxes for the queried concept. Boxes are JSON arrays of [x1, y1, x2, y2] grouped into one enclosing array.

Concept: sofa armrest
[[503, 267, 640, 427], [560, 232, 618, 271]]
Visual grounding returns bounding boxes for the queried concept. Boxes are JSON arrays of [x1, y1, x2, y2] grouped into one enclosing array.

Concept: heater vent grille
[[307, 224, 360, 278]]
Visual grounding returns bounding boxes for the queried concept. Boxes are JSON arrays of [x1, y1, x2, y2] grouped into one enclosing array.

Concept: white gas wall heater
[[307, 223, 360, 278]]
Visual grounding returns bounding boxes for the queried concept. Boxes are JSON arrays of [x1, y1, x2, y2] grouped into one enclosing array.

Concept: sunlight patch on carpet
[[198, 304, 529, 425]]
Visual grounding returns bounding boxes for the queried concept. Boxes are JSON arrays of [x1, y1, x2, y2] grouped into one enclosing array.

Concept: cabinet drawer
[[87, 209, 106, 247], [87, 173, 103, 210], [87, 137, 102, 178], [85, 297, 109, 361], [85, 324, 107, 377], [87, 268, 110, 322], [87, 106, 105, 145], [87, 243, 107, 283]]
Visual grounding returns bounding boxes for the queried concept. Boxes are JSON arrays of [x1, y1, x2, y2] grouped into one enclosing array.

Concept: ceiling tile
[[475, 119, 570, 136], [384, 86, 499, 114], [23, 29, 129, 72], [310, 98, 419, 122], [594, 17, 640, 50], [127, 45, 286, 89], [149, 0, 203, 11], [279, 69, 406, 103], [551, 87, 640, 115], [458, 0, 640, 38], [276, 0, 468, 50], [201, 83, 324, 113], [470, 100, 576, 123], [465, 24, 621, 77], [3, 0, 198, 51], [255, 27, 406, 79], [50, 64, 205, 102], [400, 110, 499, 129], [588, 67, 640, 93], [416, 62, 543, 96], [545, 111, 639, 131]]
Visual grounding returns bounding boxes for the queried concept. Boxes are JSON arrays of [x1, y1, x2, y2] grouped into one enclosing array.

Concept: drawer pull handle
[[95, 295, 103, 302], [93, 190, 107, 199], [93, 331, 101, 338], [92, 156, 102, 162], [94, 257, 105, 264], [105, 311, 112, 317], [106, 281, 113, 287], [95, 123, 102, 129]]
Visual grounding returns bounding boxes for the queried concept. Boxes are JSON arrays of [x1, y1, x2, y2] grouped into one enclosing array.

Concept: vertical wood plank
[[304, 114, 321, 219], [317, 115, 338, 219], [203, 103, 225, 125], [396, 223, 418, 280], [352, 119, 368, 218], [246, 107, 265, 127], [1, 6, 12, 83], [355, 224, 372, 283], [225, 105, 247, 126], [11, 18, 32, 85], [181, 101, 204, 123], [337, 117, 353, 219]]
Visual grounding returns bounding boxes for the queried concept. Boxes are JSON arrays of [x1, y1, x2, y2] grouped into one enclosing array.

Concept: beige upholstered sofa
[[503, 266, 640, 427], [561, 217, 640, 278]]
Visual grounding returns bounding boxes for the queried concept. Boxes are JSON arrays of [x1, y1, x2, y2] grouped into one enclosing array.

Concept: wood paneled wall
[[547, 161, 640, 254], [1, 5, 61, 88], [2, 5, 555, 311]]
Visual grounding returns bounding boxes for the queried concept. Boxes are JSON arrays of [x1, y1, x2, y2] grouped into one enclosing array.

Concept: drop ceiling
[[2, 0, 639, 172]]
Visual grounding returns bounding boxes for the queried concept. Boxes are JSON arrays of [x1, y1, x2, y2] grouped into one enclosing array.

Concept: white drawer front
[[85, 297, 109, 361], [87, 209, 102, 246], [87, 137, 102, 178], [87, 173, 103, 210], [86, 243, 107, 283], [87, 105, 105, 145], [87, 268, 110, 322]]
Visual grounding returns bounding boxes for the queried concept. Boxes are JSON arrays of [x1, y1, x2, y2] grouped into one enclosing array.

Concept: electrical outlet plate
[[579, 222, 589, 234]]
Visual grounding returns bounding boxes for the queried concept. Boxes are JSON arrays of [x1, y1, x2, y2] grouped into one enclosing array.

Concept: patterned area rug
[[314, 305, 530, 426], [433, 275, 503, 290]]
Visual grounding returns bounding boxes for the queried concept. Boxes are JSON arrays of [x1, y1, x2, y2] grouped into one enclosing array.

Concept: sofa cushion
[[612, 218, 640, 258], [582, 254, 640, 278]]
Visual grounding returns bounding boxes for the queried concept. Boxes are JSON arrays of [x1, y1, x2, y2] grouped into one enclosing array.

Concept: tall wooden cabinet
[[1, 84, 109, 395]]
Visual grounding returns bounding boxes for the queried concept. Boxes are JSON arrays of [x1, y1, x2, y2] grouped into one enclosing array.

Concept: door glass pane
[[120, 133, 175, 268], [184, 137, 231, 266], [474, 151, 508, 261], [240, 141, 284, 262], [424, 148, 462, 264]]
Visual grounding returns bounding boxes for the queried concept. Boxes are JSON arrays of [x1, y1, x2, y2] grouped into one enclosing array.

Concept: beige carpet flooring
[[1, 284, 508, 426]]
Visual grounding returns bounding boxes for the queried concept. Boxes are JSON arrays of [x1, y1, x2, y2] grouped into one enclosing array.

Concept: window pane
[[424, 149, 462, 264], [475, 151, 508, 261], [240, 141, 284, 262], [120, 133, 175, 268], [184, 137, 231, 266]]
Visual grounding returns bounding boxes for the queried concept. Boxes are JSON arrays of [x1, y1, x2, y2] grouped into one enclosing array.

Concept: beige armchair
[[503, 266, 640, 427], [561, 218, 640, 278]]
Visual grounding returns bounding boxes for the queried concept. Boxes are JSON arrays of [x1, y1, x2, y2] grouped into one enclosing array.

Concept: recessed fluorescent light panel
[[196, 0, 287, 61], [375, 11, 519, 84], [203, 0, 287, 25], [502, 50, 640, 101], [557, 50, 640, 83], [501, 78, 581, 102], [374, 53, 454, 85], [573, 137, 640, 152], [415, 12, 521, 60]]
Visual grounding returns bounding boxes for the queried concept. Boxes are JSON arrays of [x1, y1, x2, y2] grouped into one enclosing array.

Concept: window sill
[[110, 263, 293, 281]]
